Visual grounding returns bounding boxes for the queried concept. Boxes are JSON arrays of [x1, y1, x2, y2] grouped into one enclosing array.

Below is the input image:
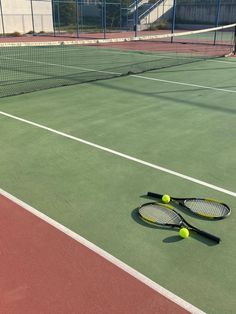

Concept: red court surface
[[0, 192, 197, 313]]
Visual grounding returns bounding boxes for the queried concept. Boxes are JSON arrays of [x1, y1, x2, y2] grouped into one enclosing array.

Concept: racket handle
[[147, 192, 162, 199], [194, 229, 221, 243]]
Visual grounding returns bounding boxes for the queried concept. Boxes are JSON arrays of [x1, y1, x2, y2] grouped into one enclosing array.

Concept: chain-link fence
[[52, 0, 129, 36], [0, 0, 235, 38]]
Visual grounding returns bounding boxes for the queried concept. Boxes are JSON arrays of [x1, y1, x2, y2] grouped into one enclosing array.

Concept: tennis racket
[[147, 192, 230, 220], [138, 202, 221, 243]]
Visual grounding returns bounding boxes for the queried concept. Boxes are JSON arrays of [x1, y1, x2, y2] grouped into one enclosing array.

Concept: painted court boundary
[[0, 187, 205, 314], [1, 110, 236, 197], [132, 75, 236, 93]]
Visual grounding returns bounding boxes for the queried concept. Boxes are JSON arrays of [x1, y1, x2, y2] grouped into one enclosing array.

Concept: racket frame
[[139, 202, 221, 243], [147, 192, 231, 220]]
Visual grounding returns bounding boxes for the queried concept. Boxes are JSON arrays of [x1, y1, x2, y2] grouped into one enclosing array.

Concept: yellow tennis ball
[[179, 228, 189, 239], [162, 194, 170, 203]]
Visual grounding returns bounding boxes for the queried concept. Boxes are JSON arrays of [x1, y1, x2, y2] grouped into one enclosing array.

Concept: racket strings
[[139, 204, 181, 225], [184, 199, 229, 217]]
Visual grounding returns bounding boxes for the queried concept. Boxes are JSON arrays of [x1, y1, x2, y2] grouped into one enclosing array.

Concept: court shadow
[[163, 235, 182, 243], [163, 234, 219, 246], [95, 80, 236, 115], [192, 233, 220, 246]]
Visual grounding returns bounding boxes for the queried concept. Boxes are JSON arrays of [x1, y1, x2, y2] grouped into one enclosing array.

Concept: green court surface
[[0, 57, 236, 313]]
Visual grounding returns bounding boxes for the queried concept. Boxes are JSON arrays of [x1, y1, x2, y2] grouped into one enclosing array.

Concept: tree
[[53, 1, 77, 26], [102, 0, 132, 29]]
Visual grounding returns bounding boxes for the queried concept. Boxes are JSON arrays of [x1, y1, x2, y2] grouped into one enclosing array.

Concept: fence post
[[134, 0, 138, 37], [30, 0, 36, 35], [51, 0, 56, 36], [119, 1, 122, 31], [0, 0, 5, 36], [76, 0, 79, 38], [103, 0, 107, 39], [234, 25, 236, 55], [57, 1, 61, 35], [171, 0, 177, 43], [214, 0, 221, 45]]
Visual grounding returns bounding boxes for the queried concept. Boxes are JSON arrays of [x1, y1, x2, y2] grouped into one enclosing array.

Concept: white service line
[[0, 187, 206, 314], [132, 75, 236, 93], [1, 56, 121, 75], [209, 59, 236, 65], [0, 110, 235, 197]]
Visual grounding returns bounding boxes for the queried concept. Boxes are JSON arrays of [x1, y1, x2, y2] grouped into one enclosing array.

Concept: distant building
[[0, 0, 53, 34]]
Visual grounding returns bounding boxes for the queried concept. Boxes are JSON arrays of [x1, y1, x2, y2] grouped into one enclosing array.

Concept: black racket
[[147, 192, 231, 220], [138, 202, 221, 243]]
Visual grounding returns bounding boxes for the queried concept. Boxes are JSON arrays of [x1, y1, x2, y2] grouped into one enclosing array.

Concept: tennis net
[[0, 23, 235, 98]]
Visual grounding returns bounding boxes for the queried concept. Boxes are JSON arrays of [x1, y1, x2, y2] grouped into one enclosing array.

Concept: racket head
[[138, 202, 183, 228], [147, 192, 231, 219], [138, 202, 221, 243], [182, 198, 231, 220]]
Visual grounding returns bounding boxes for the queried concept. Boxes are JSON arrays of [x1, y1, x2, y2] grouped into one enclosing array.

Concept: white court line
[[0, 110, 236, 197], [209, 59, 236, 65], [132, 74, 236, 93], [0, 187, 206, 314], [1, 56, 121, 76]]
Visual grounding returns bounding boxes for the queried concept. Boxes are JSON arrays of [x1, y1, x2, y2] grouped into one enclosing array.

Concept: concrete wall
[[139, 0, 235, 30], [175, 4, 236, 25], [140, 0, 174, 29], [0, 0, 53, 34]]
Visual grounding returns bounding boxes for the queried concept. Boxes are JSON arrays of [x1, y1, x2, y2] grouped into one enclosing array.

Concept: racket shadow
[[163, 233, 219, 246], [132, 204, 220, 246], [163, 235, 183, 243]]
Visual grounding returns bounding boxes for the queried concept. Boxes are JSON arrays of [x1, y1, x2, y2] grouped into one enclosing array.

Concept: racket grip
[[147, 192, 162, 199], [195, 229, 221, 243]]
